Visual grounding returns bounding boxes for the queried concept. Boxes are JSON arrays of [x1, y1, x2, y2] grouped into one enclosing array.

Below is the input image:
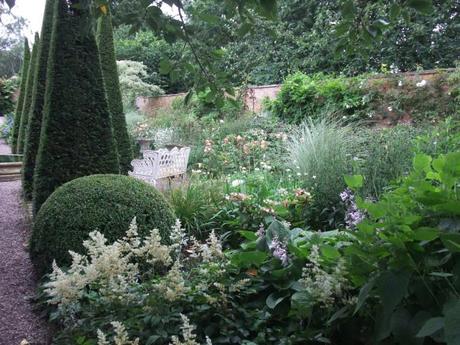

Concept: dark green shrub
[[17, 33, 40, 154], [97, 10, 133, 175], [33, 0, 120, 214], [30, 174, 176, 272], [0, 77, 18, 115], [11, 39, 30, 154], [267, 72, 368, 124], [22, 0, 55, 201]]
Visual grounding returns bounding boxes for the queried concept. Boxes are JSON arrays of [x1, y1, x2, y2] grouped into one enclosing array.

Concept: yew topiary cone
[[33, 0, 119, 214], [22, 0, 56, 200], [11, 39, 30, 154], [97, 10, 133, 174]]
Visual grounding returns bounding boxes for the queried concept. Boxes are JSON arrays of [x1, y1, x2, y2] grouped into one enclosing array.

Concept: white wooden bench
[[129, 146, 191, 186]]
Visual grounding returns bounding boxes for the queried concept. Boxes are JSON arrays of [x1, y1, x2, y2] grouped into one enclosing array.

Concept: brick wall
[[136, 69, 455, 116]]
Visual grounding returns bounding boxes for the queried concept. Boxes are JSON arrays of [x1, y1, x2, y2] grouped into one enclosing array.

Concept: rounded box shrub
[[30, 174, 175, 272]]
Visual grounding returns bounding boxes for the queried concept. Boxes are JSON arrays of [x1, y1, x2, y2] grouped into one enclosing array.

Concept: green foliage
[[33, 0, 120, 214], [30, 174, 175, 273], [354, 125, 424, 198], [166, 178, 225, 240], [97, 11, 133, 175], [16, 33, 39, 154], [268, 70, 458, 125], [0, 111, 14, 140], [10, 38, 29, 153], [0, 76, 18, 114], [114, 26, 190, 94], [22, 0, 55, 201], [117, 59, 163, 108], [346, 151, 460, 344], [267, 72, 370, 123]]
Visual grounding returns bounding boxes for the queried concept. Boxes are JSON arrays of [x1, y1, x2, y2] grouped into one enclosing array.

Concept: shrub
[[22, 0, 55, 201], [30, 174, 176, 272], [117, 60, 164, 108], [33, 0, 120, 214], [97, 10, 133, 175], [0, 76, 18, 115], [17, 33, 40, 154], [0, 112, 14, 141], [287, 118, 356, 227], [267, 72, 368, 124], [11, 39, 30, 153]]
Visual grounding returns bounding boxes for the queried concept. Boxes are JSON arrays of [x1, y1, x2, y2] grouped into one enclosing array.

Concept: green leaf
[[344, 175, 363, 189], [441, 234, 460, 253], [341, 0, 356, 19], [416, 317, 444, 337], [159, 60, 172, 75], [376, 271, 410, 319], [390, 3, 401, 20], [354, 278, 375, 314], [408, 0, 433, 14], [266, 291, 288, 309], [239, 230, 258, 241], [413, 227, 439, 241], [413, 154, 432, 172], [444, 299, 460, 345], [320, 245, 341, 259], [146, 335, 161, 345], [231, 250, 267, 268]]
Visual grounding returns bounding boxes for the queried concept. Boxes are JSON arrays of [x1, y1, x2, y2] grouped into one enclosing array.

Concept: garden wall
[[136, 69, 455, 116]]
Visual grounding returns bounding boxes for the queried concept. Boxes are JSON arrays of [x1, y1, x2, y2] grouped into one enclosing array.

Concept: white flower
[[398, 80, 403, 87], [231, 179, 245, 187], [387, 106, 393, 112], [416, 79, 427, 87]]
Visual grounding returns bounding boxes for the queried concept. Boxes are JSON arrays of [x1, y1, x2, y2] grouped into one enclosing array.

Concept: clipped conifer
[[11, 39, 30, 154], [17, 33, 40, 154], [22, 0, 56, 200], [96, 10, 133, 174], [33, 0, 119, 214]]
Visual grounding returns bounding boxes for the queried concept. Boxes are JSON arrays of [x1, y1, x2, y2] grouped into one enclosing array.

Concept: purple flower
[[256, 224, 265, 238], [269, 235, 289, 266], [340, 189, 364, 229]]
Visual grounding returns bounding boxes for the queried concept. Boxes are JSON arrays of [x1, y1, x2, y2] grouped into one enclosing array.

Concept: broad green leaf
[[239, 231, 257, 241], [413, 154, 432, 172], [354, 278, 375, 314], [413, 227, 439, 241], [408, 0, 433, 14], [320, 245, 341, 259], [416, 317, 444, 337], [159, 60, 172, 75], [444, 299, 460, 345], [344, 175, 363, 189], [266, 291, 288, 309], [441, 234, 460, 253], [376, 271, 410, 319], [231, 251, 267, 268]]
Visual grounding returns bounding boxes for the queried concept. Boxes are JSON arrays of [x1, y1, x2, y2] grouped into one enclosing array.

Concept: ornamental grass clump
[[287, 118, 357, 226]]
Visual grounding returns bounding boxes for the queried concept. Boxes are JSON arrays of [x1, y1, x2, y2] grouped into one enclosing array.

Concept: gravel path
[[0, 136, 51, 345]]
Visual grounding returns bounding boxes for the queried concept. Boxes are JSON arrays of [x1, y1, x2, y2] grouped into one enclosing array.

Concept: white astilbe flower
[[156, 260, 190, 301], [170, 314, 203, 345], [120, 218, 141, 251], [44, 260, 87, 307], [97, 329, 110, 345], [170, 219, 187, 254], [300, 245, 349, 308], [97, 322, 139, 345], [200, 231, 223, 262], [134, 228, 172, 266]]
